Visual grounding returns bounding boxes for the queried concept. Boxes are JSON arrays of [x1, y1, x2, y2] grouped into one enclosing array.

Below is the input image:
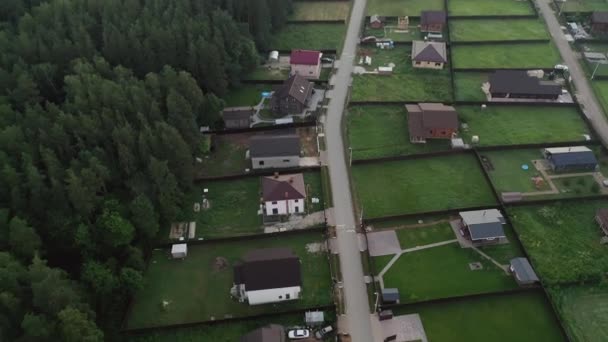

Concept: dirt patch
[[212, 257, 229, 271], [306, 242, 326, 253], [215, 132, 254, 148], [297, 127, 318, 157]]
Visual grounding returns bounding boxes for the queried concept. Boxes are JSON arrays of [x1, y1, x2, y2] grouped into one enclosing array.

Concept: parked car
[[321, 57, 334, 63], [287, 329, 310, 340], [602, 179, 608, 187], [315, 325, 334, 339]]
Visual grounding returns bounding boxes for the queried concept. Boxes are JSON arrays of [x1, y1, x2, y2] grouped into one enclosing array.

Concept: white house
[[290, 49, 323, 79], [233, 248, 302, 305], [262, 173, 306, 216]]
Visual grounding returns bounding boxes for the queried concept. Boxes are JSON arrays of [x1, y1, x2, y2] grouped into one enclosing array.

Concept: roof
[[290, 49, 322, 65], [305, 311, 325, 323], [510, 258, 539, 283], [489, 70, 561, 96], [273, 74, 313, 105], [412, 41, 447, 63], [460, 209, 506, 240], [468, 222, 506, 240], [460, 209, 504, 226], [249, 134, 300, 158], [544, 146, 592, 154], [241, 324, 286, 342], [370, 14, 381, 23], [592, 11, 608, 24], [382, 288, 400, 301], [171, 244, 187, 253], [235, 248, 302, 291], [597, 208, 608, 227], [584, 52, 608, 63], [262, 173, 306, 201], [222, 107, 254, 121], [420, 10, 446, 26], [406, 103, 458, 138], [547, 149, 598, 168]]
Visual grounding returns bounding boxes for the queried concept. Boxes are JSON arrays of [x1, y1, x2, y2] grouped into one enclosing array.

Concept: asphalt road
[[537, 0, 608, 145], [324, 0, 374, 341]]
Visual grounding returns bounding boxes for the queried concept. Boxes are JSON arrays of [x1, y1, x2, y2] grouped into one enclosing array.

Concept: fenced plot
[[448, 0, 535, 16], [290, 1, 350, 21], [363, 18, 421, 43], [593, 81, 608, 119], [559, 0, 608, 13], [449, 19, 549, 42], [453, 72, 489, 101], [366, 0, 444, 16], [270, 24, 346, 51], [126, 232, 332, 329], [451, 43, 561, 69], [223, 84, 272, 107]]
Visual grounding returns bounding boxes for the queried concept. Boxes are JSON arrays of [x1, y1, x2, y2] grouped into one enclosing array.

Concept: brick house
[[405, 103, 458, 143], [420, 10, 446, 33], [591, 11, 608, 34]]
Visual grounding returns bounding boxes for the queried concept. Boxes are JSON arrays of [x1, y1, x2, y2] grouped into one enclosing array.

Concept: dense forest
[[0, 0, 292, 340]]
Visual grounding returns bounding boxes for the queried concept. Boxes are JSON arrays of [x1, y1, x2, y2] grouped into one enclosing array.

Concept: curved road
[[324, 0, 373, 341]]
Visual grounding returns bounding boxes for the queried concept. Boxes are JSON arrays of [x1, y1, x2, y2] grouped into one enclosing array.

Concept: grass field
[[508, 201, 608, 284], [549, 284, 608, 342], [395, 222, 455, 249], [351, 46, 452, 102], [449, 19, 549, 42], [364, 19, 421, 42], [451, 43, 561, 69], [352, 154, 497, 218], [453, 72, 488, 101], [381, 243, 518, 302], [448, 0, 535, 15], [592, 81, 608, 119], [270, 24, 346, 51], [127, 232, 331, 329], [196, 135, 249, 177], [223, 84, 271, 107], [347, 106, 450, 159], [483, 149, 550, 193], [457, 105, 590, 146], [393, 291, 566, 342], [560, 0, 608, 12], [290, 1, 350, 21], [366, 0, 444, 16]]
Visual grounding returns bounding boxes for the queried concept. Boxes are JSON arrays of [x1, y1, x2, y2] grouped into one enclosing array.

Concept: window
[[435, 63, 441, 67], [286, 294, 290, 299], [283, 159, 290, 162], [279, 295, 283, 299], [309, 71, 313, 75], [415, 61, 421, 65], [294, 199, 298, 203], [259, 161, 264, 166], [272, 201, 277, 205], [272, 208, 279, 215]]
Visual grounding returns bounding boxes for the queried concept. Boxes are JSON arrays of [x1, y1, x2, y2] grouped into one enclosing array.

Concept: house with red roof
[[290, 49, 323, 79], [262, 173, 306, 216]]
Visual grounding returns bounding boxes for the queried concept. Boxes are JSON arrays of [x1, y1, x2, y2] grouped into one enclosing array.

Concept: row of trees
[[0, 0, 293, 340]]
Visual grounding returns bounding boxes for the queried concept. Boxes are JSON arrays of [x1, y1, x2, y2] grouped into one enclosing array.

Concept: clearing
[[270, 24, 346, 51], [290, 1, 350, 21]]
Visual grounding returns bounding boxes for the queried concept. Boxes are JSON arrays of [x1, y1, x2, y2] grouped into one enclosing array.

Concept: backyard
[[351, 46, 452, 102], [453, 72, 489, 101], [223, 84, 270, 107], [347, 105, 450, 159], [290, 1, 350, 21], [393, 291, 566, 342], [352, 154, 497, 218], [448, 0, 535, 16], [394, 221, 456, 249], [457, 105, 591, 146], [508, 201, 608, 284], [196, 134, 249, 177], [270, 24, 346, 51], [449, 19, 549, 42], [366, 0, 444, 16], [364, 18, 421, 42], [451, 43, 561, 69], [559, 0, 608, 13], [126, 232, 332, 329]]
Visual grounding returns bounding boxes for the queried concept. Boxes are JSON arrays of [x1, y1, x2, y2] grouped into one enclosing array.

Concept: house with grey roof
[[458, 209, 506, 246], [270, 74, 313, 116], [262, 173, 306, 216], [241, 324, 286, 342], [412, 41, 447, 69], [405, 103, 458, 143], [488, 70, 562, 100], [509, 257, 539, 286], [370, 14, 383, 28], [249, 134, 300, 170], [222, 106, 253, 129]]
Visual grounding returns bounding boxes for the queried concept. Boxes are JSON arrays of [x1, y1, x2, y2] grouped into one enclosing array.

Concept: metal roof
[[412, 41, 447, 63], [489, 70, 561, 96], [290, 49, 322, 65], [262, 173, 306, 201], [510, 257, 539, 283], [545, 148, 598, 168], [544, 146, 592, 154], [249, 134, 300, 158], [460, 209, 504, 226], [235, 248, 302, 291], [467, 222, 506, 240]]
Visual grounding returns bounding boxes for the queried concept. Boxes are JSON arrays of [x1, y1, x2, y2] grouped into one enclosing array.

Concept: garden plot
[[549, 284, 608, 342], [347, 106, 450, 159], [363, 18, 421, 42], [127, 232, 332, 329], [351, 46, 452, 102], [449, 19, 549, 42], [366, 0, 444, 16], [457, 105, 591, 146], [508, 201, 608, 284], [448, 0, 535, 16], [270, 24, 346, 51], [290, 1, 350, 21], [451, 43, 561, 69], [392, 291, 566, 342], [453, 72, 489, 101], [352, 154, 497, 218]]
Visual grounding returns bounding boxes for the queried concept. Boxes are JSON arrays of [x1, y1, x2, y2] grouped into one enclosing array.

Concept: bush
[[591, 182, 600, 194]]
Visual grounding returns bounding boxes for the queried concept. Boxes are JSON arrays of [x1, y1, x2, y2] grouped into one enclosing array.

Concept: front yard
[[270, 24, 346, 51], [352, 154, 497, 218], [448, 0, 535, 16], [449, 19, 549, 42], [451, 43, 561, 69], [366, 0, 444, 16], [127, 232, 332, 329], [508, 201, 608, 284]]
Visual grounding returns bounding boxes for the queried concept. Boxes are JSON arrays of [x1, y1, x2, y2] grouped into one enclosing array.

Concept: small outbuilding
[[370, 14, 384, 29], [382, 288, 400, 304], [591, 11, 608, 34], [305, 311, 325, 326], [459, 209, 506, 246], [509, 257, 539, 286], [171, 243, 188, 259], [241, 324, 286, 342], [543, 146, 598, 172], [222, 106, 253, 129]]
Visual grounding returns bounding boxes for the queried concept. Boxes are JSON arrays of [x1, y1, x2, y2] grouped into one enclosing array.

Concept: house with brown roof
[[420, 10, 446, 33], [405, 103, 458, 143], [412, 41, 447, 69], [591, 12, 608, 34], [262, 173, 306, 216], [290, 49, 323, 79], [249, 134, 301, 170], [488, 70, 562, 100], [241, 324, 286, 342], [233, 248, 302, 305], [270, 75, 314, 116], [370, 14, 383, 29], [222, 106, 253, 129], [596, 208, 608, 236]]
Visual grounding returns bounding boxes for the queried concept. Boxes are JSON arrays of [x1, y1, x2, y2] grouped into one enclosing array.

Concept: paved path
[[471, 246, 510, 274], [537, 0, 608, 145], [324, 0, 373, 340]]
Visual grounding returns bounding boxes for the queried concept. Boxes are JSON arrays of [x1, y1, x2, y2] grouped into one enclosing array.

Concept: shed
[[269, 51, 279, 63], [509, 257, 539, 286], [305, 311, 325, 326], [370, 14, 383, 29], [543, 146, 598, 172], [382, 288, 400, 304], [171, 244, 187, 259]]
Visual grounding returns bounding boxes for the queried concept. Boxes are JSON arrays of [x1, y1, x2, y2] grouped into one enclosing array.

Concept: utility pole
[[349, 147, 353, 166], [592, 61, 601, 80]]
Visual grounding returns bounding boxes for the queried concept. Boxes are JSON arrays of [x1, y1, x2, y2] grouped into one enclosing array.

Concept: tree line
[[0, 0, 292, 340]]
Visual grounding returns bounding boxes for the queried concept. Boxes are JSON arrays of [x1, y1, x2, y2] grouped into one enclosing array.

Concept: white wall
[[291, 63, 322, 79], [265, 199, 305, 216], [247, 286, 301, 305]]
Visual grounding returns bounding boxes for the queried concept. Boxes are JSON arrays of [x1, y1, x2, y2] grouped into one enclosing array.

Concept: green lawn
[[352, 154, 497, 218], [553, 175, 601, 197], [364, 19, 421, 42], [452, 43, 561, 69], [395, 222, 456, 249], [449, 19, 549, 42], [477, 224, 526, 265], [560, 0, 608, 13], [290, 1, 350, 21], [127, 232, 332, 329], [448, 0, 535, 15], [351, 46, 452, 102], [393, 291, 566, 342], [347, 106, 450, 159], [592, 81, 608, 119], [483, 149, 551, 193], [270, 24, 346, 51], [549, 284, 608, 342], [223, 84, 271, 107], [373, 254, 395, 274], [366, 0, 444, 16], [508, 201, 608, 284], [453, 72, 488, 101], [382, 243, 517, 302], [243, 68, 290, 81], [196, 135, 249, 177], [457, 105, 590, 146]]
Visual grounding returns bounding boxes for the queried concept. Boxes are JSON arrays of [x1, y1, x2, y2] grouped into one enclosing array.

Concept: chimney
[[274, 172, 279, 179], [289, 177, 294, 183]]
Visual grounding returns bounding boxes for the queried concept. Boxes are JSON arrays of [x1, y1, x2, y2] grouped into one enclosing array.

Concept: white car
[[287, 329, 310, 339]]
